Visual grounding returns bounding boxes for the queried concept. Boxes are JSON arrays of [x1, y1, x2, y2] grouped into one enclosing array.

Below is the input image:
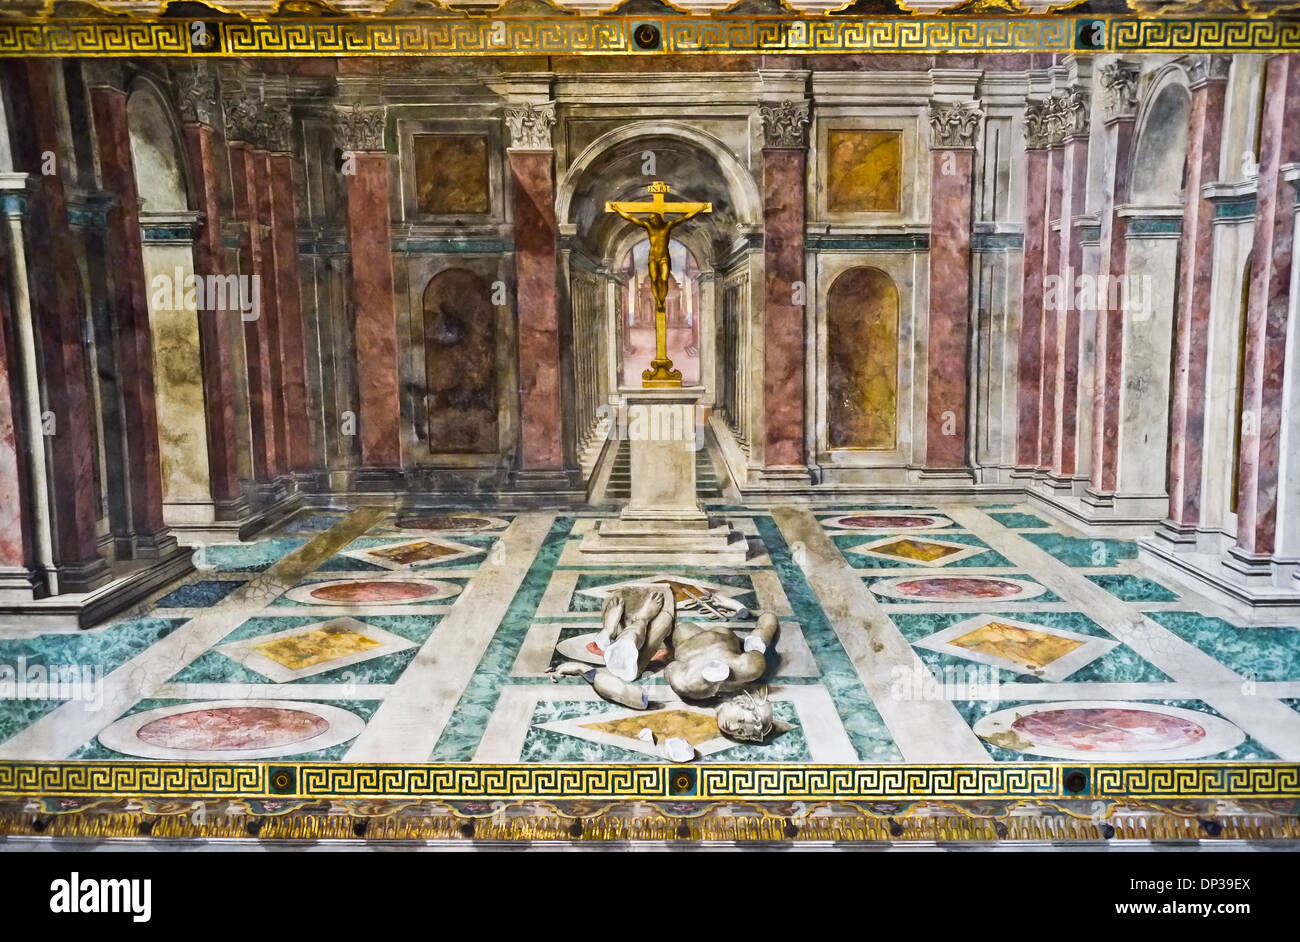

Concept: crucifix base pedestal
[[580, 388, 748, 565]]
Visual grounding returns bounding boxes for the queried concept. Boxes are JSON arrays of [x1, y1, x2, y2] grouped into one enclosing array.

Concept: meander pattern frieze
[[1, 17, 1300, 56], [2, 762, 1297, 800]]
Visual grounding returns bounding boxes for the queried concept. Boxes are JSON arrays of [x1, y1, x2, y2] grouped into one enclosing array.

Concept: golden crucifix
[[606, 181, 712, 387]]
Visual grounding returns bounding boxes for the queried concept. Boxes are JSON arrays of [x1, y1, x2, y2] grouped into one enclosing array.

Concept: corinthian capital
[[176, 66, 218, 127], [759, 99, 811, 149], [1048, 89, 1091, 143], [1023, 100, 1052, 150], [503, 101, 556, 151], [1097, 62, 1140, 122], [929, 101, 983, 150], [1185, 54, 1231, 89], [261, 100, 294, 154], [333, 103, 386, 153], [222, 95, 262, 146]]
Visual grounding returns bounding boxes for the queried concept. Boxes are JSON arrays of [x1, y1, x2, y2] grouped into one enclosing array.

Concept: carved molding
[[1098, 62, 1140, 121], [759, 99, 811, 149], [503, 101, 556, 150], [1185, 54, 1232, 88], [176, 66, 218, 127], [333, 102, 386, 153], [929, 100, 983, 149]]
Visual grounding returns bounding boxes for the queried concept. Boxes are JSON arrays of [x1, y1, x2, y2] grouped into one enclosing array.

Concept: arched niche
[[827, 267, 899, 450], [1130, 76, 1191, 206], [422, 268, 498, 454], [127, 81, 213, 527]]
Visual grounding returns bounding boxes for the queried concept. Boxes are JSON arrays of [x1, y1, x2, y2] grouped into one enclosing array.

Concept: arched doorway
[[422, 268, 498, 454], [557, 123, 763, 476]]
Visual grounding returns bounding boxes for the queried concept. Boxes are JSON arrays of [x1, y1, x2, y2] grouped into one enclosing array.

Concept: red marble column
[[89, 77, 176, 557], [344, 150, 402, 469], [1166, 58, 1228, 531], [268, 151, 311, 474], [3, 60, 109, 590], [1089, 72, 1139, 496], [510, 148, 564, 472], [761, 145, 808, 471], [180, 92, 244, 512], [926, 102, 980, 469], [227, 139, 279, 480], [253, 153, 288, 474], [1038, 141, 1064, 472], [1016, 103, 1051, 470], [1233, 54, 1300, 561], [1050, 92, 1090, 479]]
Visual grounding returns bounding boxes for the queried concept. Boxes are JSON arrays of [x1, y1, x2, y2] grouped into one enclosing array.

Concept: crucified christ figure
[[605, 182, 711, 386]]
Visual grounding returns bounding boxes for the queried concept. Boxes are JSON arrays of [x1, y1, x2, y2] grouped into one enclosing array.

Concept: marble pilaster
[[1088, 64, 1140, 498], [268, 148, 311, 475], [759, 99, 810, 477], [7, 62, 110, 592], [1050, 89, 1090, 481], [926, 100, 981, 469], [336, 103, 402, 470], [1015, 100, 1051, 470], [224, 129, 279, 482], [89, 76, 176, 558], [1165, 57, 1229, 535], [507, 102, 564, 476], [179, 78, 246, 517], [1231, 54, 1300, 568]]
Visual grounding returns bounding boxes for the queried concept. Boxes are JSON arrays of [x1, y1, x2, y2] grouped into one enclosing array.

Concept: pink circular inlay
[[136, 707, 329, 752], [838, 515, 939, 529], [1011, 708, 1207, 753], [309, 580, 433, 603], [893, 577, 1026, 600]]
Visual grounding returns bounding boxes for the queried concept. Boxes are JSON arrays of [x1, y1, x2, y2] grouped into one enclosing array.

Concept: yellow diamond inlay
[[950, 621, 1085, 670], [582, 710, 721, 747], [253, 624, 382, 670], [875, 538, 964, 562], [369, 541, 460, 564]]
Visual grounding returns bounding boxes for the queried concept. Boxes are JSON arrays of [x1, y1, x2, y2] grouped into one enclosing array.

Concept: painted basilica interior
[[2, 49, 1300, 772]]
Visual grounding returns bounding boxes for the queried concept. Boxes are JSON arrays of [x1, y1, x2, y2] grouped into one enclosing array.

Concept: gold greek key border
[[2, 762, 1298, 800], [1, 16, 1299, 56]]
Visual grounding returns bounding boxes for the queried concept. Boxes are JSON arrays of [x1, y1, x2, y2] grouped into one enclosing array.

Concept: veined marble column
[[1231, 53, 1300, 569], [1089, 63, 1140, 498], [252, 151, 287, 476], [177, 68, 246, 517], [1166, 56, 1230, 535], [2, 61, 109, 591], [88, 64, 176, 558], [506, 102, 564, 476], [1016, 100, 1052, 470], [926, 101, 982, 469], [1049, 87, 1091, 480], [758, 99, 810, 479], [334, 103, 401, 471], [1038, 115, 1065, 473], [224, 98, 279, 481], [263, 101, 311, 475]]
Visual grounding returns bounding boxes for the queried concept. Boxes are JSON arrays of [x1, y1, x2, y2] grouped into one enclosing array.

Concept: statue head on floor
[[715, 688, 773, 742]]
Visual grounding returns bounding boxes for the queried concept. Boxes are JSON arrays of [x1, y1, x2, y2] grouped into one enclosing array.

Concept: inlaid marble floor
[[4, 495, 1300, 766]]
